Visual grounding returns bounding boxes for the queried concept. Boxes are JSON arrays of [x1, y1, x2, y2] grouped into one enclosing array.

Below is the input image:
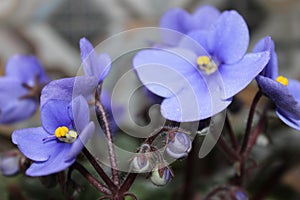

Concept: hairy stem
[[95, 85, 120, 187]]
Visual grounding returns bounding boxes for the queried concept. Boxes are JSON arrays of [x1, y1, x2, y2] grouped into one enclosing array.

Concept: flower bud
[[232, 188, 248, 200], [131, 153, 151, 173], [150, 165, 172, 186], [165, 132, 192, 159], [0, 151, 19, 176]]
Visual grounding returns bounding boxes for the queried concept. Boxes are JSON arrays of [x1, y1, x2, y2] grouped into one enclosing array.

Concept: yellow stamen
[[55, 126, 69, 138], [276, 75, 288, 86], [196, 56, 217, 75]]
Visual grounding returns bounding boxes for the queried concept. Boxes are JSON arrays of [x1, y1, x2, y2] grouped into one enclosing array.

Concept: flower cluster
[[2, 3, 300, 199], [133, 5, 300, 132], [11, 38, 112, 176]]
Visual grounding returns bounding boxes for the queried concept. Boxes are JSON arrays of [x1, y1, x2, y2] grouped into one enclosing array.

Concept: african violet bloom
[[254, 37, 300, 131], [160, 5, 220, 46], [80, 37, 112, 83], [134, 10, 270, 122], [12, 96, 95, 176], [40, 76, 98, 107], [41, 36, 111, 105], [165, 132, 191, 159], [0, 55, 49, 124]]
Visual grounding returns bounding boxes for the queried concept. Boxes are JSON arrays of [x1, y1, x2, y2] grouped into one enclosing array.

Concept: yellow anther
[[197, 56, 210, 66], [276, 75, 288, 86], [55, 126, 69, 138], [196, 56, 218, 75]]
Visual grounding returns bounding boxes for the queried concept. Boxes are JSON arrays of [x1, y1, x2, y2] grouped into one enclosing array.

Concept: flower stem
[[119, 173, 138, 194], [73, 162, 111, 195], [95, 85, 120, 188], [240, 91, 262, 154], [243, 108, 267, 158], [238, 103, 268, 186], [225, 114, 238, 150], [217, 135, 240, 161], [82, 147, 117, 192]]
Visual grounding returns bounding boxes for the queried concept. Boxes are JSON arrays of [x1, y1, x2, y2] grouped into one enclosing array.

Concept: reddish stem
[[95, 85, 120, 187], [240, 91, 262, 154], [73, 162, 111, 195], [83, 147, 117, 192], [225, 114, 238, 151]]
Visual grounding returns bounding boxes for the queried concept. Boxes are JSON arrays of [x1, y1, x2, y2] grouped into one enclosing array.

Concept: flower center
[[196, 56, 218, 75], [276, 75, 288, 86], [55, 126, 78, 143]]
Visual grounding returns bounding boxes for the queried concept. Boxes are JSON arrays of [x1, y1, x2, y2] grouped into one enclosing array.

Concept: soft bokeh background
[[1, 0, 300, 199]]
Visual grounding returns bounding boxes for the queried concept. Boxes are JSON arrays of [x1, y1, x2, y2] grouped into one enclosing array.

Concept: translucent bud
[[0, 151, 19, 176], [150, 165, 172, 186], [165, 132, 192, 159], [131, 153, 151, 173]]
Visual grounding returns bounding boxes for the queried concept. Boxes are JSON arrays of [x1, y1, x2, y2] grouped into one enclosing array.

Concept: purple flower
[[0, 151, 19, 176], [160, 5, 220, 46], [133, 11, 270, 122], [165, 132, 191, 159], [254, 37, 300, 131], [40, 76, 98, 107], [80, 37, 112, 83], [0, 55, 49, 124], [12, 96, 95, 176]]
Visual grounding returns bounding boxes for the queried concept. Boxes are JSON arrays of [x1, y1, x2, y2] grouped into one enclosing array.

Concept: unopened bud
[[131, 153, 151, 173], [166, 132, 191, 159], [150, 165, 172, 186]]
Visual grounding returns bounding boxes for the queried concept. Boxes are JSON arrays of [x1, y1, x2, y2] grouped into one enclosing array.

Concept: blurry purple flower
[[12, 96, 95, 176], [254, 37, 300, 131], [80, 37, 112, 83], [160, 5, 220, 46], [133, 11, 270, 122], [0, 55, 49, 124], [165, 132, 191, 159], [0, 151, 19, 176]]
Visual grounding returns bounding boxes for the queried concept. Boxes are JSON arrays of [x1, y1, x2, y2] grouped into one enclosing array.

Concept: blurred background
[[1, 0, 300, 199]]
